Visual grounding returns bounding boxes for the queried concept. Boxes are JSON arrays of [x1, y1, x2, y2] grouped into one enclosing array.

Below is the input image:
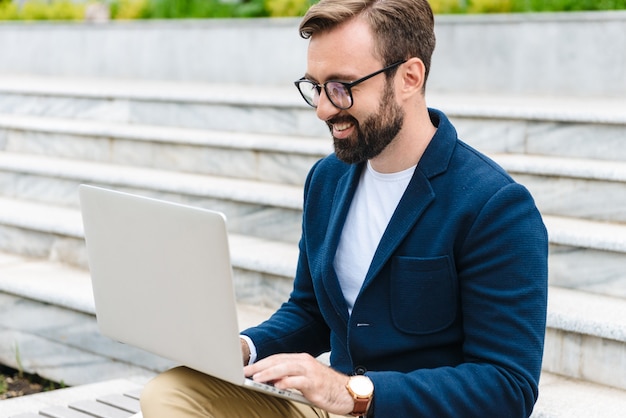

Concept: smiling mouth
[[328, 117, 356, 139], [333, 121, 352, 131]]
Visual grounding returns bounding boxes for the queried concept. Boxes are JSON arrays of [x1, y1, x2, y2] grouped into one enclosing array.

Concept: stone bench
[[11, 392, 142, 418], [2, 379, 145, 418]]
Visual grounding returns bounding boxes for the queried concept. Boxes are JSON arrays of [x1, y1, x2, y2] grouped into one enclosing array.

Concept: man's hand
[[244, 353, 356, 415]]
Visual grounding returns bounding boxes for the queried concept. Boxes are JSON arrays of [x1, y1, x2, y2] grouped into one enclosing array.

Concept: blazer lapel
[[321, 163, 364, 322], [362, 168, 435, 287]]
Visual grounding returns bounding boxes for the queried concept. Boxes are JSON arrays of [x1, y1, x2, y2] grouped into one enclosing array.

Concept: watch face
[[350, 375, 374, 396]]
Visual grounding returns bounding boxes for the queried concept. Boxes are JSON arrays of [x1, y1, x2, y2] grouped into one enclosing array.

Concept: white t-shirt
[[334, 161, 415, 314]]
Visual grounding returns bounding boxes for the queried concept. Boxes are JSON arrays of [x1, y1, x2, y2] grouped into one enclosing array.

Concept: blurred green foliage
[[127, 0, 269, 19], [430, 0, 626, 13], [0, 0, 85, 20], [265, 0, 313, 17], [0, 0, 625, 21], [109, 0, 148, 18]]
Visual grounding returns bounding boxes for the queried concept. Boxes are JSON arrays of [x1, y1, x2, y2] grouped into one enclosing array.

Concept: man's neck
[[369, 108, 436, 174]]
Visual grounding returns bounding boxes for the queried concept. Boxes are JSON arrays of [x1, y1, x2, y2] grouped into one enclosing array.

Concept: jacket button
[[354, 365, 367, 375]]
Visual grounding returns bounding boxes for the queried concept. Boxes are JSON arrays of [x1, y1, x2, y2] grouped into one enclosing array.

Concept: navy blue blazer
[[243, 109, 548, 417]]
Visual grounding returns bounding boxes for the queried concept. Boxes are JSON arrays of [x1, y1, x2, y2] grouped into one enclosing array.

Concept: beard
[[329, 83, 404, 165]]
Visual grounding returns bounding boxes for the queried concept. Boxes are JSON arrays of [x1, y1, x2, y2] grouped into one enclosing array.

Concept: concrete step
[[531, 372, 626, 418], [544, 216, 626, 299], [1, 75, 625, 161], [1, 143, 626, 226], [544, 287, 626, 391], [0, 152, 303, 210], [432, 94, 626, 164], [495, 153, 626, 224], [0, 75, 326, 137], [0, 114, 330, 187], [0, 153, 304, 246], [0, 252, 625, 400], [0, 177, 625, 301]]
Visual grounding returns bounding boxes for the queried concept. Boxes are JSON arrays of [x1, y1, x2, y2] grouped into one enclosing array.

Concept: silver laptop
[[79, 184, 309, 404]]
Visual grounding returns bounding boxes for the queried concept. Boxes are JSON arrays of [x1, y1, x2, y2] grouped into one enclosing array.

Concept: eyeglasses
[[294, 60, 406, 110]]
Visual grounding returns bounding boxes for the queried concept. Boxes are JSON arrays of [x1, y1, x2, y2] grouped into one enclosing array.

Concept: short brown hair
[[299, 0, 436, 83]]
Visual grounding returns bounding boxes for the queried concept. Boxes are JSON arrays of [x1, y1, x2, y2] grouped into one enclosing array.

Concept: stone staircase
[[0, 72, 625, 417]]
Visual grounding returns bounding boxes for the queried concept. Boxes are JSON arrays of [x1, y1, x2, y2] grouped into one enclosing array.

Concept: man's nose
[[315, 88, 341, 121]]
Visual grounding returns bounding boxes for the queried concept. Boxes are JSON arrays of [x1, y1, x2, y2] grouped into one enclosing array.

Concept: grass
[[0, 364, 66, 400]]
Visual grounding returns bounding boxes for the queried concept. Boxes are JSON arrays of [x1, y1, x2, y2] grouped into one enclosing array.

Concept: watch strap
[[350, 396, 369, 416]]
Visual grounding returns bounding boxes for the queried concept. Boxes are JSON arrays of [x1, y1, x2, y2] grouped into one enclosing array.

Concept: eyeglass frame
[[294, 60, 407, 110]]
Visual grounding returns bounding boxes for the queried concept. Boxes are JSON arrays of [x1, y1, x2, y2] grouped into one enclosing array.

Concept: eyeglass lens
[[298, 81, 352, 109], [298, 82, 320, 107], [326, 83, 351, 108]]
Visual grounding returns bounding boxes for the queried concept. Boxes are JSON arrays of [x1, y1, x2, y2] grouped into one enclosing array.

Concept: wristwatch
[[346, 375, 374, 417]]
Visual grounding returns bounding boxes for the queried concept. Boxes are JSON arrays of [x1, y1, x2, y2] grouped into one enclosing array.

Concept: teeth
[[334, 122, 351, 131]]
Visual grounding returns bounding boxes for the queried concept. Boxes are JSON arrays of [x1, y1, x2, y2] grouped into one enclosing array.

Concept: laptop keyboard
[[245, 378, 308, 402]]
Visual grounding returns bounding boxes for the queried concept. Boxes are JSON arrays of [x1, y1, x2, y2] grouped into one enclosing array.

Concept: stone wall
[[0, 11, 624, 97], [430, 11, 626, 98]]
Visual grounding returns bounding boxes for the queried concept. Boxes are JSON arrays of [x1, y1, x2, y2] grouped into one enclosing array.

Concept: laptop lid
[[79, 184, 245, 386]]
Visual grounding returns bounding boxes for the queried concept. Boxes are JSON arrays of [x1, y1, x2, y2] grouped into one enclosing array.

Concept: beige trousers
[[140, 366, 345, 418]]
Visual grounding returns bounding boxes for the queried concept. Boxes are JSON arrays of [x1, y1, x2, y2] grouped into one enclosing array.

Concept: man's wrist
[[240, 338, 250, 365], [239, 335, 257, 365]]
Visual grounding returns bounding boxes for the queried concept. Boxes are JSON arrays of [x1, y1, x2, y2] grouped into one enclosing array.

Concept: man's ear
[[398, 57, 426, 98]]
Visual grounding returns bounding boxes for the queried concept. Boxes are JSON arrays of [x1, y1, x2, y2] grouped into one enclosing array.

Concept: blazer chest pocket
[[390, 255, 457, 334]]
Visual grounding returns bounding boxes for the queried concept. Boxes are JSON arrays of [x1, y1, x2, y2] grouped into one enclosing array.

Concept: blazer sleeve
[[241, 159, 332, 359], [367, 182, 548, 418]]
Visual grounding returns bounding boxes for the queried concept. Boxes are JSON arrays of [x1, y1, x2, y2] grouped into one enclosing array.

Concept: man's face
[[306, 19, 404, 164], [329, 80, 404, 164]]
